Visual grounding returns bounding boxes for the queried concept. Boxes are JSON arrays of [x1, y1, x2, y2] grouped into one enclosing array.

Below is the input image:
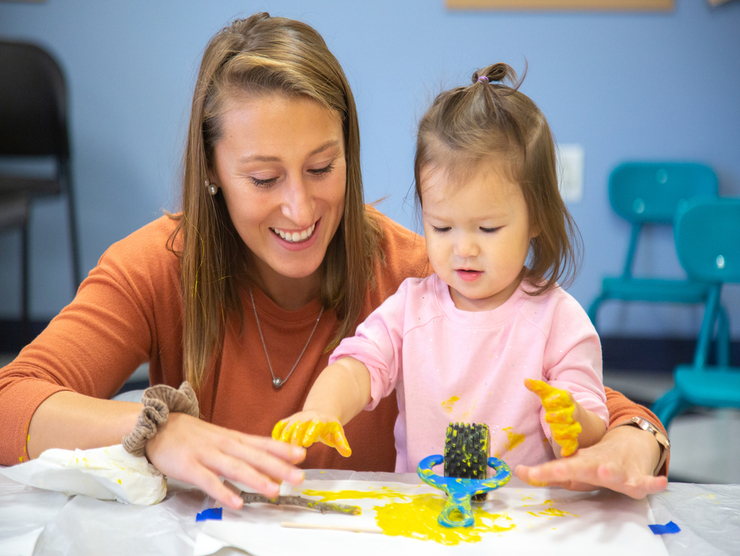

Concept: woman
[[0, 13, 668, 510]]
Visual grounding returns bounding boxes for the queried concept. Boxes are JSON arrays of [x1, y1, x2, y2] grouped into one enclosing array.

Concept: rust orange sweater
[[0, 208, 667, 473]]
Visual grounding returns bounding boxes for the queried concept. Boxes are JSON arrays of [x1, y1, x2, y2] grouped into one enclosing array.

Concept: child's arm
[[272, 356, 372, 457], [525, 378, 606, 458]]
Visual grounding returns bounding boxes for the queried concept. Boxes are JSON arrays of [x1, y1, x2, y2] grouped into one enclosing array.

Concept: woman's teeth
[[272, 222, 316, 243]]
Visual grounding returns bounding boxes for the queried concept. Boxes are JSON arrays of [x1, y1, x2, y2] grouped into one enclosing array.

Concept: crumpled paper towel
[[0, 444, 166, 505]]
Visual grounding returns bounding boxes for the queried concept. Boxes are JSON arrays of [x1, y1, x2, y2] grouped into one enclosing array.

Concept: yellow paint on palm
[[525, 379, 581, 457], [271, 419, 352, 457]]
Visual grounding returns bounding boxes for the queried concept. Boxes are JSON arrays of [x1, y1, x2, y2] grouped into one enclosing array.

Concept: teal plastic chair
[[588, 162, 725, 331], [652, 197, 740, 428]]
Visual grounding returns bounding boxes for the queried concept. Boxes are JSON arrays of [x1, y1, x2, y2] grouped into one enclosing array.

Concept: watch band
[[614, 416, 670, 476]]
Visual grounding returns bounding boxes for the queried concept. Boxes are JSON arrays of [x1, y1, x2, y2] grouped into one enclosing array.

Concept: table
[[1, 470, 738, 555]]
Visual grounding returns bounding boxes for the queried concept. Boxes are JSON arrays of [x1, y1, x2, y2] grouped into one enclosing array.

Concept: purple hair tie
[[478, 76, 489, 84]]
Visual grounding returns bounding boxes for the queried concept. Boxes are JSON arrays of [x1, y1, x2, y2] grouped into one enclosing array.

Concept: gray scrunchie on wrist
[[122, 381, 200, 457]]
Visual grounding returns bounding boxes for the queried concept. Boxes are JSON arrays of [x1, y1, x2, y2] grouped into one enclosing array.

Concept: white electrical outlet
[[557, 144, 584, 203]]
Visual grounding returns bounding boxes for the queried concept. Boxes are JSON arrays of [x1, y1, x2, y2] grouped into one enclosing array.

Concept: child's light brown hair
[[414, 62, 582, 295]]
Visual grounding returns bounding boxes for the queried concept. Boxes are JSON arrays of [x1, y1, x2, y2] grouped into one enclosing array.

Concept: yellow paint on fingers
[[525, 379, 581, 457], [271, 419, 351, 457]]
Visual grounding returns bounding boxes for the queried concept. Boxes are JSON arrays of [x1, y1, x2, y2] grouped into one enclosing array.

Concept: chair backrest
[[0, 40, 69, 158], [675, 197, 740, 285], [609, 162, 718, 224]]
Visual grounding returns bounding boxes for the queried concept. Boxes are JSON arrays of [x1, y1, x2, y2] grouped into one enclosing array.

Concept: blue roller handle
[[417, 454, 511, 528]]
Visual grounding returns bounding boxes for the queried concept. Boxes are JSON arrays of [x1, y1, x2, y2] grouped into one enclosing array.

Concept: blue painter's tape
[[648, 521, 681, 535], [196, 507, 223, 522]]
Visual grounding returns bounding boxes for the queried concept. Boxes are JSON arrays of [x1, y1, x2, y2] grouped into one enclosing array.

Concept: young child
[[273, 63, 608, 473]]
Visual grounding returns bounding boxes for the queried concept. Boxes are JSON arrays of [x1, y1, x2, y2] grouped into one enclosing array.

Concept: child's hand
[[272, 413, 352, 457], [524, 378, 582, 458]]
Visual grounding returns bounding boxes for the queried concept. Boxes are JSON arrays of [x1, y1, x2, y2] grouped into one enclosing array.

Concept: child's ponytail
[[472, 62, 523, 88]]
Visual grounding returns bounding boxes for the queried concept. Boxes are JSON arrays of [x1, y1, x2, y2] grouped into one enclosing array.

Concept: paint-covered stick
[[240, 493, 361, 515]]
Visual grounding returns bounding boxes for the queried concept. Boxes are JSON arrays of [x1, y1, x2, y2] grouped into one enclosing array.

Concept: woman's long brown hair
[[168, 13, 381, 388]]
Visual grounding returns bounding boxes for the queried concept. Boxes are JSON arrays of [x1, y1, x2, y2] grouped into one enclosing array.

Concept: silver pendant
[[272, 377, 284, 389]]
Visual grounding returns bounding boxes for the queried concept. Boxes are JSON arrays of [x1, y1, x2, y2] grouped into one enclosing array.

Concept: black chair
[[0, 40, 81, 343]]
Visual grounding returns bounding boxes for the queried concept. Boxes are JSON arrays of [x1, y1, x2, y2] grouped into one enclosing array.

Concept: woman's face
[[210, 94, 346, 296]]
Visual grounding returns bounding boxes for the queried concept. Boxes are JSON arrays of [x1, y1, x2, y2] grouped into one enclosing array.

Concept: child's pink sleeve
[[542, 294, 609, 427], [329, 279, 413, 410]]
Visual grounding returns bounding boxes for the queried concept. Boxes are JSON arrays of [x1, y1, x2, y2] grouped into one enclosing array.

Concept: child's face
[[421, 163, 536, 312]]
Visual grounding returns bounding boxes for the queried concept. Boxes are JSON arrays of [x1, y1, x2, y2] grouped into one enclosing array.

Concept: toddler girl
[[273, 63, 608, 473]]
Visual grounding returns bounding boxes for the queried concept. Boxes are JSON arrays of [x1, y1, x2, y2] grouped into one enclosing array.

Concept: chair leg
[[20, 220, 30, 346], [61, 159, 83, 289], [651, 389, 691, 431], [715, 306, 730, 367]]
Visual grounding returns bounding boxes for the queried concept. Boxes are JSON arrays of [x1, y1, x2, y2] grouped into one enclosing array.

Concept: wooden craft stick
[[240, 493, 361, 515], [281, 521, 383, 534]]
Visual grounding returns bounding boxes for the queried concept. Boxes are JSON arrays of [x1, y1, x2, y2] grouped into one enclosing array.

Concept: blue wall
[[1, 0, 739, 338]]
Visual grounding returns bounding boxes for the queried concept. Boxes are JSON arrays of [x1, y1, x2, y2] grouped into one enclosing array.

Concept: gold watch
[[614, 416, 670, 476]]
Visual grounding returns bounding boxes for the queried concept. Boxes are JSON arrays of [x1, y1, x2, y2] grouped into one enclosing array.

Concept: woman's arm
[[27, 391, 141, 458], [27, 390, 306, 509], [1, 220, 177, 466], [3, 220, 306, 508]]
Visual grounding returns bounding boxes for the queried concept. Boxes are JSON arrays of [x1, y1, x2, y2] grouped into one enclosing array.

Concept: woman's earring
[[205, 179, 218, 196]]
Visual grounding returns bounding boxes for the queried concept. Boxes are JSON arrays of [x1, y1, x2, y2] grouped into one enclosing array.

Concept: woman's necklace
[[249, 287, 324, 389]]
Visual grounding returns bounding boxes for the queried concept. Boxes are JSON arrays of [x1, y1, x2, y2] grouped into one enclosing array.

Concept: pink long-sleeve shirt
[[330, 273, 608, 473]]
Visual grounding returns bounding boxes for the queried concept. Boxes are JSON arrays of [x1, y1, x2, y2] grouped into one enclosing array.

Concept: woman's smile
[[271, 220, 318, 243], [270, 220, 321, 250]]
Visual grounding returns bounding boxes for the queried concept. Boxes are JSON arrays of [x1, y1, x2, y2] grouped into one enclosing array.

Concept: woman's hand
[[515, 424, 668, 499], [272, 411, 352, 457], [145, 413, 306, 509]]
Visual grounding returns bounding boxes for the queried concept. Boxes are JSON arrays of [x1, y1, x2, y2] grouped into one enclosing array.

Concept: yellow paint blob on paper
[[527, 499, 579, 519], [301, 488, 516, 545], [539, 507, 577, 517], [301, 487, 411, 503], [441, 395, 460, 413], [375, 493, 515, 545], [117, 479, 122, 485]]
